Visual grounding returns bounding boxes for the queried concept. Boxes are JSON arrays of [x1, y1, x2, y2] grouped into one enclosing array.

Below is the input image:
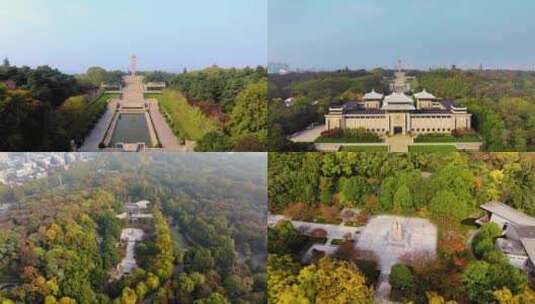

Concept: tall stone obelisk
[[129, 55, 137, 75]]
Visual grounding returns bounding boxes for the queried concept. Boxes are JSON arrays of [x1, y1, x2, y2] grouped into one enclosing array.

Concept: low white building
[[478, 201, 535, 275], [144, 82, 166, 92]]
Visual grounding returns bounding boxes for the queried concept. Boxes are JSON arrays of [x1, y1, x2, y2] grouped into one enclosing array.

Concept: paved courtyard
[[356, 215, 437, 274]]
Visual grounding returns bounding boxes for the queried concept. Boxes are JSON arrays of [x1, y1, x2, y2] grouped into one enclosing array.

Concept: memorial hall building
[[325, 89, 472, 135]]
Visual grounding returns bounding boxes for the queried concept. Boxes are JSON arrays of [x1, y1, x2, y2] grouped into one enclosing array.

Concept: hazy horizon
[[269, 0, 535, 71], [268, 66, 535, 73], [0, 0, 266, 74]]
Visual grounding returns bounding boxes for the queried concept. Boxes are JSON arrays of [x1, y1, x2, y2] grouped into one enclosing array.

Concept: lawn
[[144, 93, 161, 99], [152, 89, 218, 141], [339, 145, 388, 152], [408, 145, 457, 152], [414, 133, 481, 143]]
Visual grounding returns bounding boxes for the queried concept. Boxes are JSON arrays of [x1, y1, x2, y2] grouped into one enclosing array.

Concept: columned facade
[[325, 90, 472, 135]]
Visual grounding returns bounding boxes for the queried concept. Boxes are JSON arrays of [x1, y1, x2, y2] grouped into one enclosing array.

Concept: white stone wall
[[345, 116, 388, 134], [325, 115, 343, 130], [410, 115, 453, 133], [326, 112, 472, 135], [364, 101, 381, 109], [454, 114, 471, 129]]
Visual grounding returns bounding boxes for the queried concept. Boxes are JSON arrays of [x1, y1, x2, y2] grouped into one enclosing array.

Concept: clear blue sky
[[0, 0, 266, 73], [269, 0, 535, 71]]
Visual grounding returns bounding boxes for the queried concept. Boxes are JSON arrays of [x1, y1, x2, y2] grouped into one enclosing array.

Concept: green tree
[[389, 264, 415, 298], [393, 184, 412, 213], [193, 292, 230, 304], [229, 81, 267, 140], [268, 220, 307, 255], [339, 176, 370, 206], [135, 281, 148, 299], [463, 260, 528, 304], [195, 131, 233, 151]]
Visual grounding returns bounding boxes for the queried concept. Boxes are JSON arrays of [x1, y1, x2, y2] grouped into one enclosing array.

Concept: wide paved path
[[122, 75, 145, 106], [147, 99, 187, 151], [289, 125, 325, 142], [79, 100, 118, 151]]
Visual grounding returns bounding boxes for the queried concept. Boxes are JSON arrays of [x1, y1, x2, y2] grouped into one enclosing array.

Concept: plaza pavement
[[384, 134, 413, 152], [356, 215, 437, 274], [269, 214, 436, 302]]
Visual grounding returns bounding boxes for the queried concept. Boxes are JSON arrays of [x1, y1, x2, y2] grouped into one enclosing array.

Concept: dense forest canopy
[[268, 152, 535, 303], [144, 66, 268, 151], [0, 62, 124, 151], [0, 153, 267, 304], [0, 60, 268, 151], [268, 68, 535, 151]]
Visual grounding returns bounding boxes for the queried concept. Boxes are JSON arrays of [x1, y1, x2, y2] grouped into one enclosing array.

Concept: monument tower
[[129, 54, 137, 75]]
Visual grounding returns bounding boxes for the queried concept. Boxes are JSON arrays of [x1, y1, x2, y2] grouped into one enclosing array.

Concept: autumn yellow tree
[[493, 287, 535, 304], [268, 256, 373, 304]]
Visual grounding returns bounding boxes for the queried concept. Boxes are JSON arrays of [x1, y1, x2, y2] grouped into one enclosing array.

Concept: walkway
[[289, 125, 325, 142], [121, 75, 145, 107], [146, 99, 187, 151], [113, 228, 144, 280], [268, 215, 362, 241], [79, 100, 118, 151], [384, 135, 413, 152]]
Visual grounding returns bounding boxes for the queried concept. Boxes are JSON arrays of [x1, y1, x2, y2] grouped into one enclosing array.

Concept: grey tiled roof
[[335, 99, 462, 115], [481, 201, 535, 227]]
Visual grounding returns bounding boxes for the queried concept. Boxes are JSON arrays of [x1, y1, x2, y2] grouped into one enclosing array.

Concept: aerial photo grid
[[3, 0, 535, 303], [265, 0, 535, 303]]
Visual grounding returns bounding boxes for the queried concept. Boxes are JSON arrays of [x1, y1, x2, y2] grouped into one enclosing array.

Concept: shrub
[[390, 264, 415, 298], [195, 131, 233, 152], [472, 222, 502, 259], [316, 127, 382, 143]]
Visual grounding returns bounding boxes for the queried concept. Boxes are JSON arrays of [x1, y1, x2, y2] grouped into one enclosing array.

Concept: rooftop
[[363, 89, 384, 100], [383, 92, 414, 104], [520, 239, 535, 265], [481, 201, 535, 227], [381, 103, 416, 111], [414, 89, 437, 100]]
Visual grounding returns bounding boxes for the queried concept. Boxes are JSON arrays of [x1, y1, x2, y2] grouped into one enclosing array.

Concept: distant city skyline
[[269, 0, 535, 71], [0, 0, 266, 74]]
